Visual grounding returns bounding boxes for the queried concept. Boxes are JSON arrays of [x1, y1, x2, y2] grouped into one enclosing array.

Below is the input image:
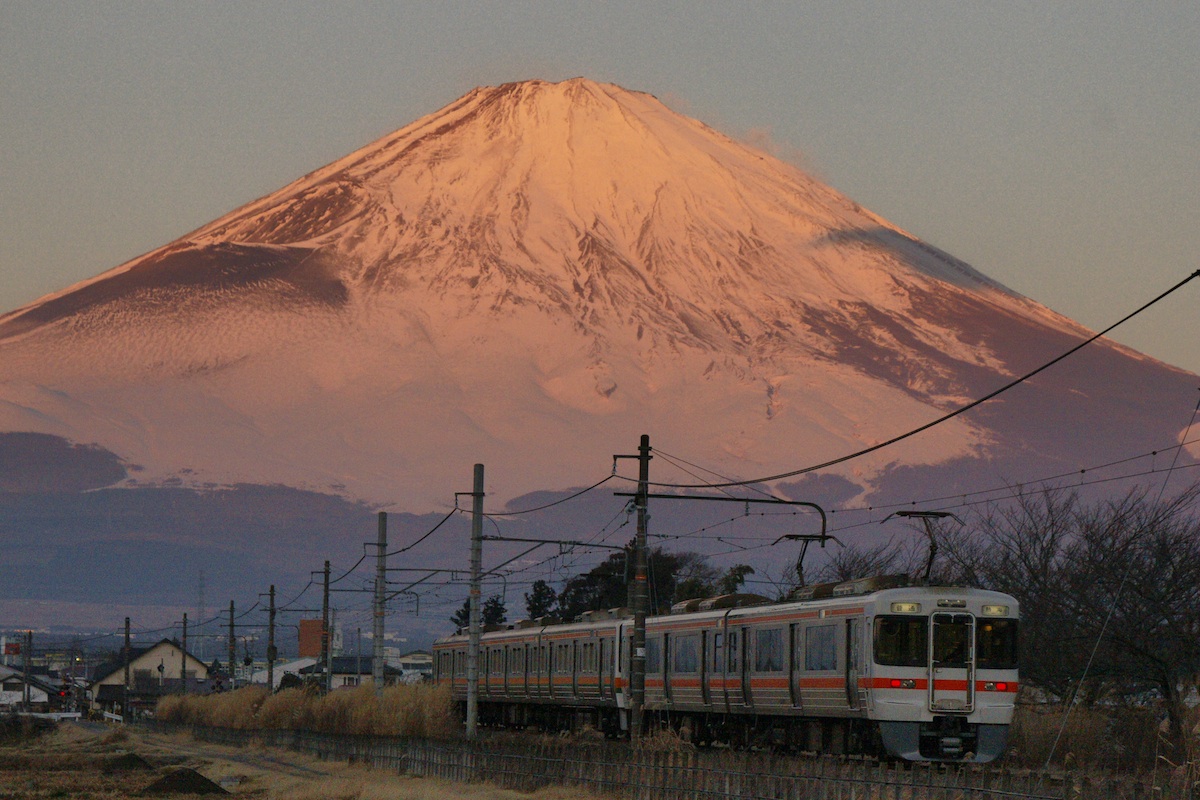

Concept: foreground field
[[0, 720, 608, 800]]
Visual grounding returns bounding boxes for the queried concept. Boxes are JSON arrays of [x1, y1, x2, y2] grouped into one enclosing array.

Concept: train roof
[[433, 578, 1018, 646]]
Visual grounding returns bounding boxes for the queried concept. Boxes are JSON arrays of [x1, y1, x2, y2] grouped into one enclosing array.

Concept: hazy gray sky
[[3, 2, 1197, 374]]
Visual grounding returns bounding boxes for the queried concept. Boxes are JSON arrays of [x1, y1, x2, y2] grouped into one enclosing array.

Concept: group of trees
[[451, 547, 754, 631]]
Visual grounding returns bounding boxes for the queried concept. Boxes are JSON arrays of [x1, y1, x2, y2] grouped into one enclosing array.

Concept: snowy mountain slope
[[0, 78, 1194, 513]]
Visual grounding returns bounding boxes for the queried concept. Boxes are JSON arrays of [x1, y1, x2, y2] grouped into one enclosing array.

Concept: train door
[[571, 640, 579, 699], [789, 624, 797, 708], [700, 631, 710, 706], [599, 638, 607, 700], [929, 613, 975, 712], [709, 630, 725, 710], [739, 626, 752, 707], [844, 618, 861, 709], [522, 643, 530, 697], [724, 625, 746, 708], [662, 632, 672, 703]]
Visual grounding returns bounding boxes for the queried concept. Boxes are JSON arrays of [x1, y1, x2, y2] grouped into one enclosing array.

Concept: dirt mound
[[140, 767, 229, 795], [102, 750, 153, 772]]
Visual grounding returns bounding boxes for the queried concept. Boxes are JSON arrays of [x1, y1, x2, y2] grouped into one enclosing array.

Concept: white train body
[[433, 579, 1019, 762]]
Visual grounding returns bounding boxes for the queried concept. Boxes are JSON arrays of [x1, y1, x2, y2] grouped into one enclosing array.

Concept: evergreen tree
[[525, 579, 557, 619], [482, 595, 507, 626]]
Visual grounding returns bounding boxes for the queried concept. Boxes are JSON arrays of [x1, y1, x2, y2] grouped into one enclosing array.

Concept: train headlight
[[981, 605, 1009, 617], [983, 682, 1010, 692], [889, 679, 917, 689], [890, 602, 921, 614]]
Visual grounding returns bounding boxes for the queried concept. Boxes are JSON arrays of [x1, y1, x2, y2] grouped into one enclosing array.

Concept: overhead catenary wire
[[626, 269, 1200, 491], [482, 474, 618, 517]]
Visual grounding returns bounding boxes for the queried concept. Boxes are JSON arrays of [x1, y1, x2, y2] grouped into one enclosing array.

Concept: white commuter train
[[433, 576, 1019, 762]]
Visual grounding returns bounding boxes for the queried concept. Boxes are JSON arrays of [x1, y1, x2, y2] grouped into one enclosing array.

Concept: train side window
[[674, 634, 699, 673], [977, 619, 1019, 669], [874, 615, 928, 667], [805, 624, 837, 671], [712, 632, 724, 671], [755, 628, 785, 672], [727, 631, 740, 672], [646, 636, 662, 673]]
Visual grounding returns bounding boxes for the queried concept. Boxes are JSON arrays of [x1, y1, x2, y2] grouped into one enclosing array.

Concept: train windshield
[[873, 615, 927, 667], [976, 619, 1019, 669]]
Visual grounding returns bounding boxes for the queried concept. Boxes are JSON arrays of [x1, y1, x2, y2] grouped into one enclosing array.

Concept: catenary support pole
[[227, 601, 236, 690], [22, 630, 32, 711], [374, 512, 387, 695], [321, 560, 331, 692], [631, 433, 651, 743], [123, 618, 131, 721], [267, 586, 276, 691], [466, 463, 484, 739], [180, 613, 188, 691]]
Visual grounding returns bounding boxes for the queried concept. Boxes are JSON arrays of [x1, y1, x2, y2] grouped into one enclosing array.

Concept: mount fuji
[[1, 78, 1195, 631]]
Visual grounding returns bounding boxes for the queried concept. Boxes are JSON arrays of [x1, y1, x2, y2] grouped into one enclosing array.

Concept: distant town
[[0, 622, 433, 719]]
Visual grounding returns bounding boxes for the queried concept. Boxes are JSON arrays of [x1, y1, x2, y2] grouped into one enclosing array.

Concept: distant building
[[0, 664, 61, 712], [299, 656, 403, 689], [249, 657, 317, 689], [393, 650, 433, 681], [297, 619, 324, 658], [88, 639, 209, 715]]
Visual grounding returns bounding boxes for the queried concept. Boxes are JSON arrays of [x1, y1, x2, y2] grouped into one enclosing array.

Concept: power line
[[628, 269, 1200, 490], [482, 474, 617, 517]]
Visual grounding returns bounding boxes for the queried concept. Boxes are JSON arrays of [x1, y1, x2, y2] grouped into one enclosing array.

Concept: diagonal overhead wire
[[637, 269, 1200, 490]]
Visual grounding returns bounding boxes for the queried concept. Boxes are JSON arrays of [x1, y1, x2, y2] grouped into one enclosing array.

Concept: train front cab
[[869, 590, 1019, 762]]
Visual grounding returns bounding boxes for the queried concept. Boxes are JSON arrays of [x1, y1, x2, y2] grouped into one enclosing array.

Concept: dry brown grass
[[1, 720, 612, 800], [155, 681, 458, 738], [1008, 703, 1178, 772]]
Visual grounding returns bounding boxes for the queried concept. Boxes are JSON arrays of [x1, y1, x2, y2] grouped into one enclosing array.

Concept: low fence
[[174, 725, 1190, 800]]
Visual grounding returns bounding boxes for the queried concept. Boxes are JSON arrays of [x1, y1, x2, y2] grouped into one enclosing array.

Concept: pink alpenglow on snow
[[0, 78, 1195, 512]]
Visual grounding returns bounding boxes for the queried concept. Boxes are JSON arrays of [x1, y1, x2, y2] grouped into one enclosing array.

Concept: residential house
[[89, 639, 209, 715], [299, 656, 403, 690], [0, 663, 61, 712], [249, 657, 318, 690]]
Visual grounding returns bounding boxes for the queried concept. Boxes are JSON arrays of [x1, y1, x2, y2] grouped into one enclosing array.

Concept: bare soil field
[[0, 720, 608, 800]]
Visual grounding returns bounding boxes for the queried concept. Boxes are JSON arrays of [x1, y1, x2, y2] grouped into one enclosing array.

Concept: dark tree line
[[531, 547, 754, 623]]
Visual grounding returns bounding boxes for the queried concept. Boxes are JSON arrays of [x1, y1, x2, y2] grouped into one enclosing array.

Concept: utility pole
[[631, 434, 651, 743], [22, 630, 32, 711], [327, 608, 336, 692], [267, 586, 276, 691], [123, 618, 131, 721], [227, 601, 236, 690], [466, 463, 484, 739], [180, 613, 188, 691], [373, 512, 387, 695], [321, 560, 331, 693]]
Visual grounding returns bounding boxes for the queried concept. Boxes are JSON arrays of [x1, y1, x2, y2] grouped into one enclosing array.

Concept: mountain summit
[[0, 78, 1194, 510]]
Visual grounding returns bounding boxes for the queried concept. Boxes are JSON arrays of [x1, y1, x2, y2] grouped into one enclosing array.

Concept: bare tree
[[942, 483, 1200, 761]]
